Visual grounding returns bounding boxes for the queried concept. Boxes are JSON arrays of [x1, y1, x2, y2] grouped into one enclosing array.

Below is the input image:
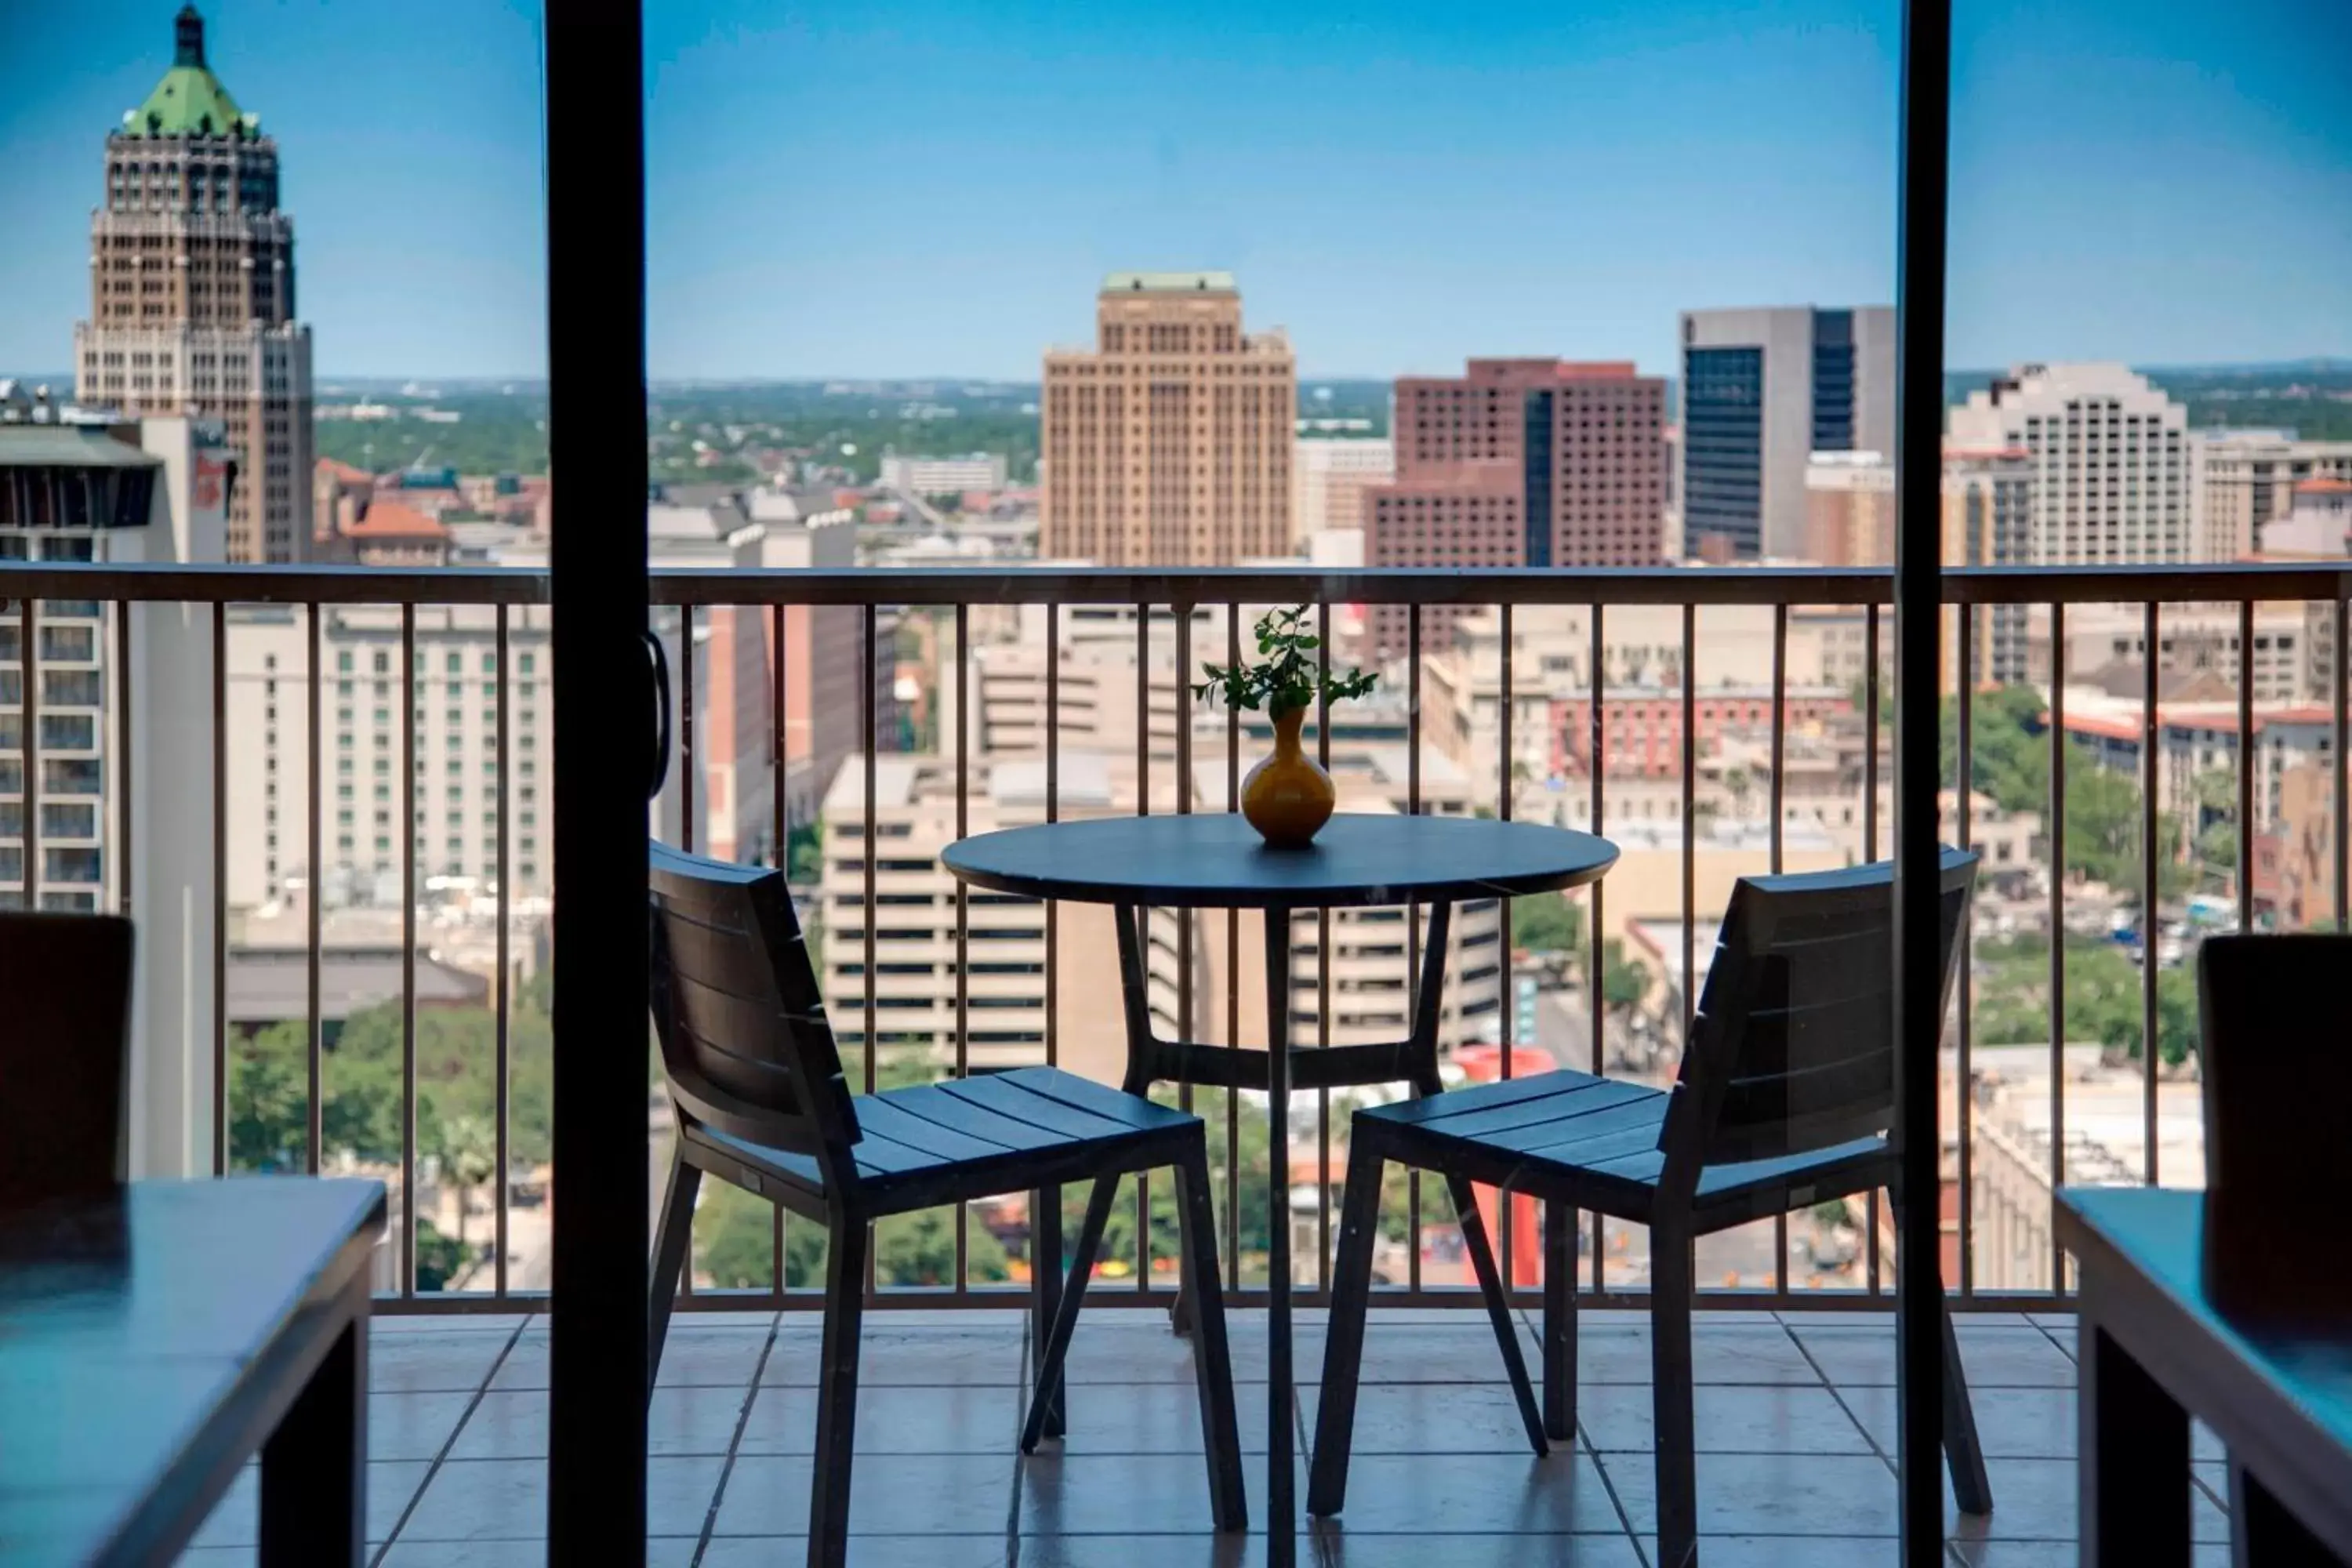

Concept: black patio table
[[943, 810, 1617, 1561], [0, 1178, 386, 1566]]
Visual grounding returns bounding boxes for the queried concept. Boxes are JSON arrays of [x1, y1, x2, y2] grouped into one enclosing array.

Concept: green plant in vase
[[1194, 605, 1378, 848]]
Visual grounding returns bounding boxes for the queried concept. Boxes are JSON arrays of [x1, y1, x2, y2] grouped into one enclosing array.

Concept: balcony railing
[[6, 560, 2345, 1317]]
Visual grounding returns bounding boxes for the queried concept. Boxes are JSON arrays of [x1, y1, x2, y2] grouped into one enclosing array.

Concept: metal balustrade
[[4, 560, 2343, 1316]]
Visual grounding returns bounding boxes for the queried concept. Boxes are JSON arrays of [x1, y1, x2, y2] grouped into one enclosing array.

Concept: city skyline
[[2, 0, 2349, 381]]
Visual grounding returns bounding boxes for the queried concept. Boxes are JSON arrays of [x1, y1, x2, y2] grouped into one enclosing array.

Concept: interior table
[[2056, 1186, 2352, 1566], [944, 811, 1618, 1563], [0, 1178, 387, 1566]]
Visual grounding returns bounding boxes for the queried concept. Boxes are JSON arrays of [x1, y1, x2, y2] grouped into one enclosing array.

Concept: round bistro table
[[942, 811, 1617, 1561]]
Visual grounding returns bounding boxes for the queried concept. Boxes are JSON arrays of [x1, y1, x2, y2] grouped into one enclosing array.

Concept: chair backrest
[[0, 913, 135, 1209], [2196, 933, 2352, 1320], [1659, 848, 1977, 1170], [647, 840, 859, 1162]]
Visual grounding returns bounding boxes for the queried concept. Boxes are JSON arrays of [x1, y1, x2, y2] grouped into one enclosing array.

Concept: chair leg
[[1029, 1185, 1064, 1439], [1021, 1171, 1120, 1453], [808, 1216, 867, 1568], [647, 1148, 700, 1404], [1543, 1197, 1577, 1443], [1940, 1277, 1994, 1515], [1649, 1225, 1699, 1568], [1443, 1169, 1547, 1454], [1307, 1134, 1387, 1517], [1173, 1143, 1247, 1531]]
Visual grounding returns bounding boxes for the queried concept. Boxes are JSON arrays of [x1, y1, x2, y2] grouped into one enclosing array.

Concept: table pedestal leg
[[1264, 903, 1295, 1567], [2233, 1465, 2350, 1568], [260, 1275, 368, 1567], [2080, 1316, 2190, 1568]]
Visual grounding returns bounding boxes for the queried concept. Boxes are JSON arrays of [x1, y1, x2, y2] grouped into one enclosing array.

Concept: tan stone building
[[74, 7, 313, 564], [1040, 272, 1294, 565]]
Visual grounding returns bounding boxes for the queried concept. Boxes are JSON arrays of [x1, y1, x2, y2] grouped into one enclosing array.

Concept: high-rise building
[[1, 390, 232, 1174], [1364, 358, 1666, 654], [1940, 445, 2034, 687], [1947, 363, 2193, 565], [0, 394, 230, 915], [1040, 272, 1294, 565], [225, 604, 555, 909], [1680, 306, 1894, 559], [74, 6, 314, 564], [1802, 450, 1896, 567], [1292, 435, 1394, 544], [2190, 429, 2352, 560]]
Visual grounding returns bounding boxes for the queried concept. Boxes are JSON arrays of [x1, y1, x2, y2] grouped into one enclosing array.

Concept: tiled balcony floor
[[180, 1305, 2237, 1566]]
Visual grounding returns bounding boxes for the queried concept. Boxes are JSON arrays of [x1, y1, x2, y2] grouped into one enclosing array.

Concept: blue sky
[[2, 0, 2347, 381]]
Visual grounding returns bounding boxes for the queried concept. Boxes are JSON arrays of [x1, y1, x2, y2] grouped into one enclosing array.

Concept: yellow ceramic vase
[[1242, 707, 1336, 849]]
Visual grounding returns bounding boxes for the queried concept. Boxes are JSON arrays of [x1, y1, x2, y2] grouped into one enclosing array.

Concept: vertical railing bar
[[770, 601, 786, 1297], [1769, 604, 1788, 1291], [401, 603, 417, 1297], [1046, 604, 1061, 1084], [2237, 598, 2255, 933], [1175, 602, 1195, 1125], [2336, 595, 2349, 933], [1045, 603, 1062, 1307], [1497, 601, 1515, 1297], [495, 604, 511, 1299], [1865, 604, 1882, 860], [1865, 600, 1883, 1295], [771, 604, 787, 872], [1680, 603, 1696, 1048], [1134, 600, 1149, 1288], [679, 606, 695, 854], [1171, 601, 1195, 1302], [114, 598, 132, 918], [1955, 606, 1975, 1299], [954, 602, 971, 1296], [1406, 602, 1423, 1297], [307, 604, 323, 1175], [1588, 604, 1606, 1294], [1315, 601, 1333, 1293], [862, 604, 879, 1302], [209, 602, 223, 1175], [21, 594, 37, 920], [2140, 601, 2159, 1189], [2047, 601, 2065, 1298], [1225, 605, 1241, 1286]]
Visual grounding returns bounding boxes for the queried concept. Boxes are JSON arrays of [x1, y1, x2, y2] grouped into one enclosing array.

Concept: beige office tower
[[75, 7, 313, 564], [1041, 272, 1294, 565]]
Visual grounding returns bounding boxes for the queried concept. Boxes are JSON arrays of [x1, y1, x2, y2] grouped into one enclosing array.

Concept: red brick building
[[1367, 358, 1667, 655], [1549, 685, 1854, 779]]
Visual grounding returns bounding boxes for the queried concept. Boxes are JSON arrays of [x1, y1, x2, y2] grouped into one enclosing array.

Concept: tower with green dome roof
[[74, 5, 314, 563]]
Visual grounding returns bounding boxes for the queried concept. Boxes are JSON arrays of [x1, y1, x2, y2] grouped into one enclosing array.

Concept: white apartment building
[[1292, 436, 1393, 543], [2190, 428, 2352, 560], [1425, 603, 1879, 787], [1947, 363, 2193, 564], [224, 604, 554, 911], [879, 453, 1009, 496], [819, 742, 1506, 1087], [2053, 600, 2315, 705]]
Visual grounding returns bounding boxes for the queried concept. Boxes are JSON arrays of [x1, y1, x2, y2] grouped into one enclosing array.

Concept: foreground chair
[[1309, 851, 1993, 1568], [0, 912, 134, 1210], [646, 842, 1244, 1566]]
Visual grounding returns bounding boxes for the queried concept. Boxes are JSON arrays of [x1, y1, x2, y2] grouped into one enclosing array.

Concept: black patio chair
[[646, 841, 1245, 1566], [0, 912, 134, 1210], [1308, 850, 1994, 1568]]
